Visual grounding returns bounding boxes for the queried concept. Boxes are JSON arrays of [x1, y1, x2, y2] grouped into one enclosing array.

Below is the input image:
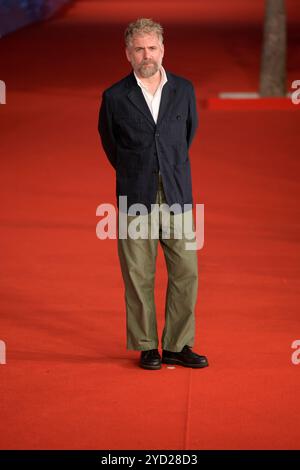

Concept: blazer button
[[155, 132, 160, 137], [152, 169, 159, 174]]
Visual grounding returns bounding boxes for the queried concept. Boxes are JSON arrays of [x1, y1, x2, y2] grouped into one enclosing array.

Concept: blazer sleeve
[[98, 91, 117, 170], [186, 83, 199, 149]]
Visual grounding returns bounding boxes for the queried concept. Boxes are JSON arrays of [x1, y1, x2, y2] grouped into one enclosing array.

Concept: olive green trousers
[[117, 174, 198, 352]]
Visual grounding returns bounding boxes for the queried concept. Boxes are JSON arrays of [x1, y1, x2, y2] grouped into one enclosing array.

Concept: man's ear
[[125, 47, 131, 63]]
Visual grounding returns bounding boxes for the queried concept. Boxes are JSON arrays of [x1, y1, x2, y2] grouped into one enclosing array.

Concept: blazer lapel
[[127, 72, 155, 126], [126, 69, 176, 127], [156, 76, 177, 126]]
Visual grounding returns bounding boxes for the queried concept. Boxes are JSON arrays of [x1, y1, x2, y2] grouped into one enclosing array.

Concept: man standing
[[98, 18, 208, 370]]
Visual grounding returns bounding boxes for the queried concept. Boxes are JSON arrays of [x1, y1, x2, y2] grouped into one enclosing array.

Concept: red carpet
[[0, 0, 300, 450]]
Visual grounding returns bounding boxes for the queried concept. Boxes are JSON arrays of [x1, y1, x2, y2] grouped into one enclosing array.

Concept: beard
[[134, 60, 161, 78]]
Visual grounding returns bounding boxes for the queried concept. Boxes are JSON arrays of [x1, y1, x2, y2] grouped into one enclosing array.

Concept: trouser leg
[[160, 235, 198, 352], [158, 179, 198, 352], [117, 211, 159, 351]]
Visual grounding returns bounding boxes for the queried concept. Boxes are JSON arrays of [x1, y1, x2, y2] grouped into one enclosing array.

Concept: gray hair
[[124, 18, 164, 47]]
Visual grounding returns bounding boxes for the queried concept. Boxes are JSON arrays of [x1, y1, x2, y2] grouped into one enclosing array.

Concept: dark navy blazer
[[98, 69, 198, 212]]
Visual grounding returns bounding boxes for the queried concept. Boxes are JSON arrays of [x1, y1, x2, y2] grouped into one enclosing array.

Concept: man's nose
[[143, 49, 151, 60]]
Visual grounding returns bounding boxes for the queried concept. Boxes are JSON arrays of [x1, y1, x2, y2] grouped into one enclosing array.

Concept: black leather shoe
[[140, 349, 162, 370], [162, 345, 209, 368]]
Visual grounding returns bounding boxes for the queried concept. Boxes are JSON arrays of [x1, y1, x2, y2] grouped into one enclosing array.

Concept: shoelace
[[182, 345, 203, 358], [144, 349, 159, 357]]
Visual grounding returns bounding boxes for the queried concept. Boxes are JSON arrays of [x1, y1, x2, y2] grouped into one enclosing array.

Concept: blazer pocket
[[169, 112, 188, 122], [168, 114, 188, 142]]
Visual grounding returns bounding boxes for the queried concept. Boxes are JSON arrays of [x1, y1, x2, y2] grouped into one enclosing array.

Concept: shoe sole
[[139, 363, 162, 370], [162, 358, 209, 368]]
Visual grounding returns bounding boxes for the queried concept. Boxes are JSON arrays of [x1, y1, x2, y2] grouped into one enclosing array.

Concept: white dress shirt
[[134, 65, 168, 124]]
